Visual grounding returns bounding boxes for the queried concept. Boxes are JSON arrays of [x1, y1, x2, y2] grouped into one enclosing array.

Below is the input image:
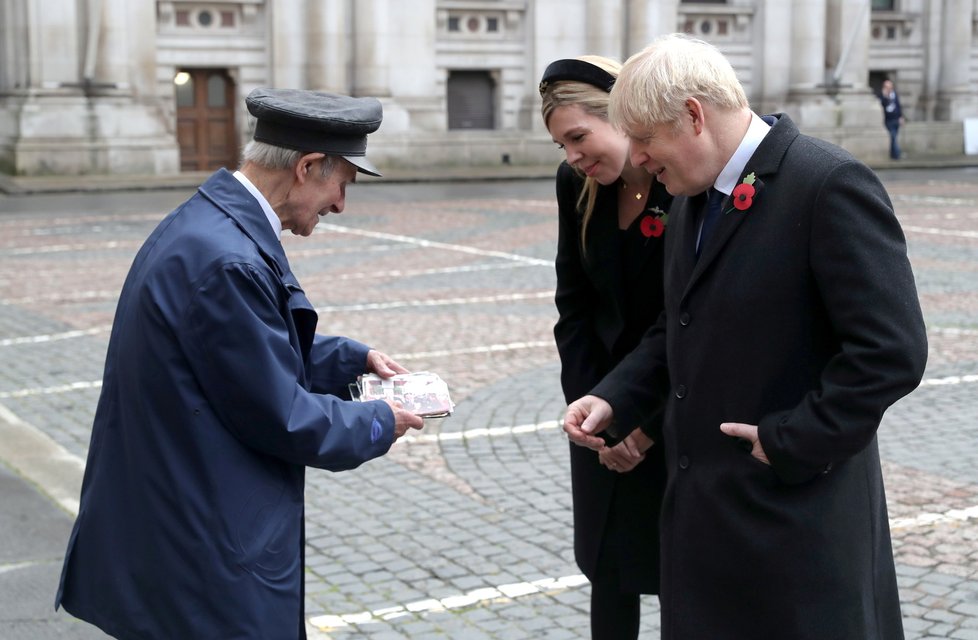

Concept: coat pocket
[[234, 475, 302, 585]]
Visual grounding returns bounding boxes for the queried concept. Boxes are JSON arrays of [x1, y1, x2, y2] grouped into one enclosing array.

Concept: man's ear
[[294, 152, 325, 183], [686, 98, 705, 135]]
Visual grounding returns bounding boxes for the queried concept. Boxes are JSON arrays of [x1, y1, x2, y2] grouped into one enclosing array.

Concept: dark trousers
[[590, 512, 642, 639], [885, 120, 901, 159], [590, 574, 641, 639]]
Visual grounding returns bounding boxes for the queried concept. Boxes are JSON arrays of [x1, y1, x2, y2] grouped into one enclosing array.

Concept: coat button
[[675, 384, 687, 399], [679, 455, 690, 469], [679, 312, 691, 326]]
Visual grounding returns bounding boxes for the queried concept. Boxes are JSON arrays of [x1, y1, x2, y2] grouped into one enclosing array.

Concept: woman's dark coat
[[553, 161, 671, 593], [593, 114, 927, 639]]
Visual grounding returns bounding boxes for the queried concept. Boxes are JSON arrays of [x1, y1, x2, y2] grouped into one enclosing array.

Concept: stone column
[[0, 0, 25, 91], [754, 0, 793, 114], [625, 0, 677, 56], [124, 0, 159, 98], [270, 0, 306, 90], [0, 0, 76, 173], [352, 0, 391, 97], [532, 0, 585, 69], [528, 0, 586, 132], [585, 0, 623, 60], [307, 0, 349, 93], [0, 0, 178, 175], [825, 0, 871, 91], [789, 0, 827, 92], [784, 0, 839, 127], [935, 0, 978, 120], [920, 0, 945, 121], [30, 0, 81, 89], [93, 0, 130, 90], [824, 0, 878, 127], [384, 0, 437, 130]]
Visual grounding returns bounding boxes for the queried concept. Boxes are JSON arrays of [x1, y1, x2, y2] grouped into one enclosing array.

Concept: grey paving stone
[[2, 175, 977, 638]]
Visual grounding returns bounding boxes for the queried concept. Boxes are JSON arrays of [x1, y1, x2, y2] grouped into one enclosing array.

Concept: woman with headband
[[540, 56, 672, 639]]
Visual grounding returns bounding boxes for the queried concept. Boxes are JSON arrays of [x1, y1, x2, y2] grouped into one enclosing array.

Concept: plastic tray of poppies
[[352, 372, 455, 418]]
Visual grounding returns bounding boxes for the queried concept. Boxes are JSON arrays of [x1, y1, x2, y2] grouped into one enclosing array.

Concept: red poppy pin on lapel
[[639, 206, 668, 240], [728, 173, 759, 213]]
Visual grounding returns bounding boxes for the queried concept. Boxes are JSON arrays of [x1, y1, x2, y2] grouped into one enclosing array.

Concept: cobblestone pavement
[[0, 168, 976, 639]]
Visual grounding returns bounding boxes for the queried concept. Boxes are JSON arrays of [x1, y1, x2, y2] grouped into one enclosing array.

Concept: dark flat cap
[[246, 88, 383, 177]]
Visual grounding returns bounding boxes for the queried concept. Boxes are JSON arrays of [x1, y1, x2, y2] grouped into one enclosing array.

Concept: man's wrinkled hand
[[562, 395, 613, 451], [366, 349, 410, 378], [599, 432, 646, 473], [387, 400, 424, 440]]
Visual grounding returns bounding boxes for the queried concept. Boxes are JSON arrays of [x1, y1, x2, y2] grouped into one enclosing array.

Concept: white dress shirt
[[233, 170, 282, 240]]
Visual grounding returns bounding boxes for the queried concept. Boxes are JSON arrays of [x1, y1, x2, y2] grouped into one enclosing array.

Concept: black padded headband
[[538, 59, 616, 96]]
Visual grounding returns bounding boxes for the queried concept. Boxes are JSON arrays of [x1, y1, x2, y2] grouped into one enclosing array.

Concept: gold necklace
[[621, 181, 644, 200]]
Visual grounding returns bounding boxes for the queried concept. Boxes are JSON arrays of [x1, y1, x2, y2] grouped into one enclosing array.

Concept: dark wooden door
[[175, 69, 237, 171]]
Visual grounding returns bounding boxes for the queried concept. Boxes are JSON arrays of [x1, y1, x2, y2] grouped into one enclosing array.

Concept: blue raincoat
[[56, 169, 395, 639]]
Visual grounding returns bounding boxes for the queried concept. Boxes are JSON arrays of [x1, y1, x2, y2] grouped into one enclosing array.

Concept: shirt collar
[[233, 170, 282, 240], [713, 112, 771, 196]]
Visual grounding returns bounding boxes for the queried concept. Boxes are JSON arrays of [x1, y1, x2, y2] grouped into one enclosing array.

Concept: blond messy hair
[[609, 33, 748, 137], [540, 55, 622, 252]]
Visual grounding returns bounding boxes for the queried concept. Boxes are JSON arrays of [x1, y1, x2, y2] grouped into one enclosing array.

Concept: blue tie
[[696, 188, 724, 259]]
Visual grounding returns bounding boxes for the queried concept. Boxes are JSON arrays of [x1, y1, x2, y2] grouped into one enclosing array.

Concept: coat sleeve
[[180, 260, 395, 471], [553, 162, 604, 404], [307, 334, 370, 398], [589, 310, 670, 442], [758, 160, 927, 483]]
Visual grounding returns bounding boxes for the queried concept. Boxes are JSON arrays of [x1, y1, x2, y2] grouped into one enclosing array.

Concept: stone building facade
[[1, 0, 976, 176]]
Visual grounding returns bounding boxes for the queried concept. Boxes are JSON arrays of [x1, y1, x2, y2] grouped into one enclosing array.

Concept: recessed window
[[486, 17, 499, 32], [198, 10, 213, 27], [871, 0, 895, 9], [467, 17, 480, 32], [448, 16, 460, 31], [221, 11, 234, 27], [176, 10, 190, 26]]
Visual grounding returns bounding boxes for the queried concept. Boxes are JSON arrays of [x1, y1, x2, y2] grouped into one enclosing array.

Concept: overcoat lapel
[[680, 114, 798, 301], [687, 190, 750, 285], [671, 193, 703, 289]]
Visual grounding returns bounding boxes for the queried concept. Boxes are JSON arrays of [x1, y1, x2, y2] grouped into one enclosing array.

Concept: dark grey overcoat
[[593, 114, 927, 639]]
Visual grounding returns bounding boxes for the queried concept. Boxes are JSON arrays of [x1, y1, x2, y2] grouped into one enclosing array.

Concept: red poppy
[[640, 215, 665, 238], [732, 182, 755, 211]]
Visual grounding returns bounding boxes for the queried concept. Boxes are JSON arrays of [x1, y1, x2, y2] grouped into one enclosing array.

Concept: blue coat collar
[[197, 168, 293, 282]]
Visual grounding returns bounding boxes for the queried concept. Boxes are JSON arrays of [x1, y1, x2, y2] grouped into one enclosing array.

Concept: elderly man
[[56, 89, 423, 639], [563, 35, 927, 639]]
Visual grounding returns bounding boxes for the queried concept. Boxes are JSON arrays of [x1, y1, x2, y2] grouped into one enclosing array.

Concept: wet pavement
[[0, 167, 977, 638]]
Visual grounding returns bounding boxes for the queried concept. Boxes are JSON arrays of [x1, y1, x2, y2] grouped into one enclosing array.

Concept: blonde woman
[[540, 56, 672, 639]]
